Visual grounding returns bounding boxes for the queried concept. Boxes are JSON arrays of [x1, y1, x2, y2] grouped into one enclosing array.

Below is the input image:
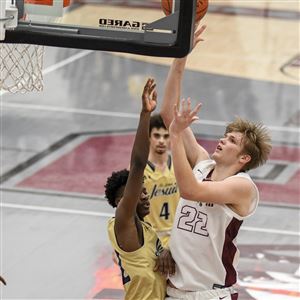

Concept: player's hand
[[0, 275, 6, 285], [154, 248, 175, 277], [142, 78, 157, 113], [169, 98, 202, 135], [192, 24, 206, 50]]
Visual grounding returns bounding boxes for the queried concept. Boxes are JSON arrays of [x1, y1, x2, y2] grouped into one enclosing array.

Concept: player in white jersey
[[156, 24, 272, 300]]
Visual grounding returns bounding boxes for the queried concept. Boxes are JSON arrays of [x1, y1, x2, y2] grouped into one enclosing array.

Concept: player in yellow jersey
[[105, 78, 169, 300], [144, 114, 179, 247]]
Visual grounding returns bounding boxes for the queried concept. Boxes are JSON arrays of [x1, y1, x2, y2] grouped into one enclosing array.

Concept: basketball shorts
[[165, 286, 238, 300]]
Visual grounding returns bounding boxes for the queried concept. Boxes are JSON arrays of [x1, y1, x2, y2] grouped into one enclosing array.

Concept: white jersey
[[169, 159, 259, 292]]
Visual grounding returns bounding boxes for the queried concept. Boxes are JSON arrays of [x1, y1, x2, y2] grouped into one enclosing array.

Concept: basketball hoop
[[0, 0, 44, 93], [0, 43, 44, 93]]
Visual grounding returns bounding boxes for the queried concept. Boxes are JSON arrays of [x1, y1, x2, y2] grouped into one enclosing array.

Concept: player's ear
[[240, 154, 251, 164]]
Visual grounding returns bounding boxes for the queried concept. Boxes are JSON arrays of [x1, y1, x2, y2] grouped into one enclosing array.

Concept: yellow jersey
[[144, 155, 179, 247], [107, 218, 166, 300]]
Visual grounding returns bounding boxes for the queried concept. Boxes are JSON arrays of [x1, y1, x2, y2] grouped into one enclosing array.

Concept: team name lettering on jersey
[[149, 183, 177, 199]]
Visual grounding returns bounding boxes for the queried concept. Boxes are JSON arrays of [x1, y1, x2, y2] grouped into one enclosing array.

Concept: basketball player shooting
[[156, 23, 272, 300]]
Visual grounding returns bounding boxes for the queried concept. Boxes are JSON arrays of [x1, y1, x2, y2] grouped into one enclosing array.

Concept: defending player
[[105, 78, 167, 300]]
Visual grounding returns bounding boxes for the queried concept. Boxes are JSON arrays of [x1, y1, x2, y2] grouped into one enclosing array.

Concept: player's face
[[136, 187, 150, 219], [149, 127, 170, 155], [212, 131, 245, 164]]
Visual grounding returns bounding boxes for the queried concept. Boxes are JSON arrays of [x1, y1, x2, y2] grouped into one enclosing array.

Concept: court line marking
[[2, 102, 138, 119], [43, 50, 94, 75], [2, 187, 299, 210], [1, 202, 299, 236], [0, 50, 93, 96], [1, 202, 113, 218], [2, 102, 299, 133]]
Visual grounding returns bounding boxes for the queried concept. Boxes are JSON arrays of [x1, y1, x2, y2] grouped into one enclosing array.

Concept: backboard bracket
[[0, 0, 18, 40]]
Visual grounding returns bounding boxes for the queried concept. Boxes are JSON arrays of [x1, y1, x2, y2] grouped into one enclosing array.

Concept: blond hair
[[225, 117, 272, 171]]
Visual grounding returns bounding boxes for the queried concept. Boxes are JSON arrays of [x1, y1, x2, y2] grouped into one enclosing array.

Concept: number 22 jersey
[[169, 159, 259, 291]]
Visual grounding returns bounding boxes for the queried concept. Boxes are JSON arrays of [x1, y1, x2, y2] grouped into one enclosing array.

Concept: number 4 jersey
[[144, 155, 180, 247], [169, 159, 259, 291]]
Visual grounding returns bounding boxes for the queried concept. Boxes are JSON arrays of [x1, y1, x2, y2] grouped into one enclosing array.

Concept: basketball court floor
[[1, 1, 299, 299]]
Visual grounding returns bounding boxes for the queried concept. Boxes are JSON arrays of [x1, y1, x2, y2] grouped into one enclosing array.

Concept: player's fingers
[[158, 256, 165, 274], [165, 255, 173, 276], [148, 77, 154, 86], [187, 98, 192, 112], [169, 256, 176, 276], [149, 82, 156, 94], [190, 103, 202, 116], [153, 258, 159, 272], [163, 251, 175, 276], [146, 77, 151, 86], [181, 98, 187, 114], [197, 24, 206, 35], [152, 90, 157, 102], [143, 79, 150, 93]]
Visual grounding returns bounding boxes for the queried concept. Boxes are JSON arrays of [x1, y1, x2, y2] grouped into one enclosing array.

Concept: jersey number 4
[[177, 205, 209, 236], [160, 202, 170, 220]]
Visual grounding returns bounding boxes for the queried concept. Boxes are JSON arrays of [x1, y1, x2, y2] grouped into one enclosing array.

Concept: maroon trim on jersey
[[203, 169, 214, 181], [231, 293, 238, 300], [222, 217, 243, 287]]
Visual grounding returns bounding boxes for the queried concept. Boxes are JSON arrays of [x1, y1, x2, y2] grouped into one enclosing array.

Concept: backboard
[[2, 0, 198, 58]]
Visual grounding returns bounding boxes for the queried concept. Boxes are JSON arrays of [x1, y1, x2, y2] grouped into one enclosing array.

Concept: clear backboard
[[1, 0, 198, 58]]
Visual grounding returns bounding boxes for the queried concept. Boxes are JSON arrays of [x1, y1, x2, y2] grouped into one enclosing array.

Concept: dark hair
[[104, 169, 129, 207], [149, 114, 167, 135]]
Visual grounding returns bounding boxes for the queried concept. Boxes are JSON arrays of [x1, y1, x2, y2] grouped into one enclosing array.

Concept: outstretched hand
[[192, 23, 206, 50], [142, 78, 157, 113], [169, 98, 202, 135]]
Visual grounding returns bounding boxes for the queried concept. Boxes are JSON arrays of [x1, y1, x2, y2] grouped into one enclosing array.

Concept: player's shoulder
[[227, 172, 256, 187], [225, 173, 258, 201]]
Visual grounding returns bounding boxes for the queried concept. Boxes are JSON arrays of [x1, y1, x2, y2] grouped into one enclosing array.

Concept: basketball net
[[0, 0, 45, 93], [0, 43, 44, 93]]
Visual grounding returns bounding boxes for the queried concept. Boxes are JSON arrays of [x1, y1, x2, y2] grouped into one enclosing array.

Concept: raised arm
[[114, 78, 157, 239], [160, 25, 209, 167], [169, 99, 254, 215]]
